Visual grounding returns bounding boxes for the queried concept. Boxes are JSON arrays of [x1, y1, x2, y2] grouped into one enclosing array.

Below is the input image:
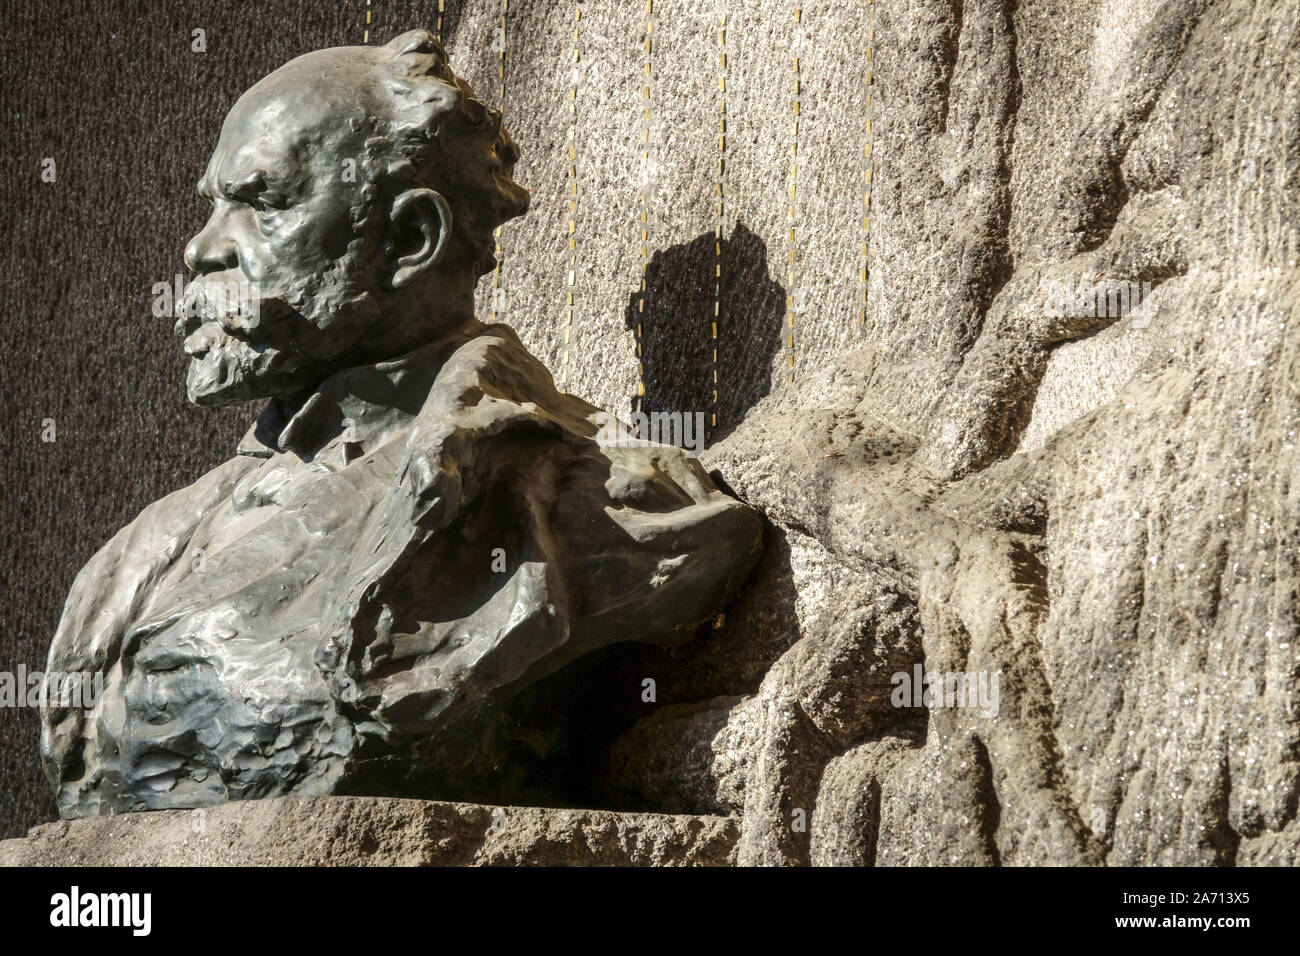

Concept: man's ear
[[386, 188, 453, 289]]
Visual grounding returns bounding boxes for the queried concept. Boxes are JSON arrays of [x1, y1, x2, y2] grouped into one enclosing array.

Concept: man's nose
[[184, 218, 239, 274]]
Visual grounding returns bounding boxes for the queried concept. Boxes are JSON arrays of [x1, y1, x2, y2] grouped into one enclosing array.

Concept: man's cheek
[[243, 240, 339, 305], [273, 205, 352, 265], [232, 220, 309, 288]]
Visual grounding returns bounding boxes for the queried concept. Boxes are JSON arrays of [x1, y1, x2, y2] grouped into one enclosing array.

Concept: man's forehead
[[209, 101, 309, 182], [206, 50, 376, 184]]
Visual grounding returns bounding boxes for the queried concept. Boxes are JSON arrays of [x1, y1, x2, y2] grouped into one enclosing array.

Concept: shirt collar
[[235, 332, 470, 461]]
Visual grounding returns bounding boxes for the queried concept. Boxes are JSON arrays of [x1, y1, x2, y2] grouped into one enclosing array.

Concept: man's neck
[[240, 318, 485, 460]]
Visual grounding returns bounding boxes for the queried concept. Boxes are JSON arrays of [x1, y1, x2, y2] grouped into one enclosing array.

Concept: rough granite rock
[[0, 796, 738, 867], [569, 0, 1300, 866], [649, 0, 1300, 867]]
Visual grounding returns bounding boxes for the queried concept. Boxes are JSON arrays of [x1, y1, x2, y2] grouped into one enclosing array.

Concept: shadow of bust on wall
[[39, 30, 762, 819]]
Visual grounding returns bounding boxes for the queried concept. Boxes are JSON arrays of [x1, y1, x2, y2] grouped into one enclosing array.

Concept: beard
[[182, 324, 314, 407], [178, 263, 379, 408]]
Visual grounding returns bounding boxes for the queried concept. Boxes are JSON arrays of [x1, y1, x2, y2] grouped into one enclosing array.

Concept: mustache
[[175, 276, 297, 344]]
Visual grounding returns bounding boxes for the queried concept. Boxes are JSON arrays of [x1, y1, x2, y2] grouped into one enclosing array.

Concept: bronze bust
[[41, 31, 761, 818]]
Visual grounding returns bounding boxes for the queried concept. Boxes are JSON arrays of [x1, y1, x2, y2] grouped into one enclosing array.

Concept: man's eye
[[245, 194, 285, 214]]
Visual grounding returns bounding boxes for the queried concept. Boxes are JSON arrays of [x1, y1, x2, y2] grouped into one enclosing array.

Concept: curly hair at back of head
[[359, 29, 530, 280]]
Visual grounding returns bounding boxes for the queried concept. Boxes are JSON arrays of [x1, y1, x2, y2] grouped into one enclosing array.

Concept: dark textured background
[[0, 0, 472, 839]]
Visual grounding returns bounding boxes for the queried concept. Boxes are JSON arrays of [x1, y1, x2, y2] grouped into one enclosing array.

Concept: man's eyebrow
[[222, 171, 270, 199], [199, 167, 298, 204]]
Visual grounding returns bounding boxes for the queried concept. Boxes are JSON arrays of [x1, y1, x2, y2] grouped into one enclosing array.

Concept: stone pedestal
[[0, 796, 738, 866]]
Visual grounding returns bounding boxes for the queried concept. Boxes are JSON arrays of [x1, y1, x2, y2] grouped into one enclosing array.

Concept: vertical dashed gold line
[[713, 13, 727, 431], [436, 0, 445, 43], [491, 0, 508, 325], [786, 6, 801, 384], [497, 0, 507, 104], [364, 0, 372, 43], [561, 3, 582, 393], [635, 0, 654, 412], [861, 0, 874, 327]]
